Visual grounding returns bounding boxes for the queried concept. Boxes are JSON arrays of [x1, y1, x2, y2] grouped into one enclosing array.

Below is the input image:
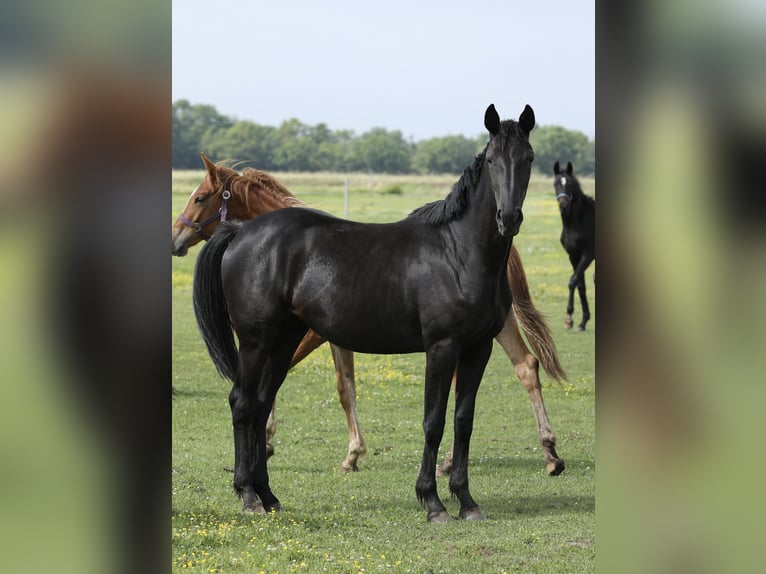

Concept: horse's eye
[[194, 196, 205, 204]]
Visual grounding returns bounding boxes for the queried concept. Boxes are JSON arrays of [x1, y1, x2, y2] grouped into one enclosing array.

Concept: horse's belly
[[293, 294, 425, 354]]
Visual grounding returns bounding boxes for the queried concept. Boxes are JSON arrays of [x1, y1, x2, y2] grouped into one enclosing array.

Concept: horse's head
[[553, 161, 575, 210], [172, 153, 235, 256], [484, 103, 535, 237]]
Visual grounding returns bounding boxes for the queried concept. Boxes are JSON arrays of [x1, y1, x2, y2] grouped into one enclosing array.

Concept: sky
[[172, 0, 594, 141]]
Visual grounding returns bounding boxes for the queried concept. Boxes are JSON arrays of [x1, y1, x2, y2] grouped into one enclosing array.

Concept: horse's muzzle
[[497, 209, 523, 237], [172, 242, 189, 257], [172, 231, 190, 257]]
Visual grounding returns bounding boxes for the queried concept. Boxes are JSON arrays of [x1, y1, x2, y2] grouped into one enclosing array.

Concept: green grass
[[172, 170, 595, 573]]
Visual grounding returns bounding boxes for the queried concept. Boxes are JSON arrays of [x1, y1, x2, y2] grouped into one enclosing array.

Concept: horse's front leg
[[417, 340, 458, 523], [329, 345, 367, 473], [450, 340, 493, 520]]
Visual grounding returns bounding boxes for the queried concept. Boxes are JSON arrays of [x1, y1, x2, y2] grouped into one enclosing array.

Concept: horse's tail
[[509, 245, 568, 382], [192, 221, 242, 382]]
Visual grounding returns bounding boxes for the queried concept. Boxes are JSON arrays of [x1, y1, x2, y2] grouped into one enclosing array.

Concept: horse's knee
[[453, 411, 475, 438], [423, 419, 445, 448], [231, 400, 249, 425], [228, 385, 240, 411]]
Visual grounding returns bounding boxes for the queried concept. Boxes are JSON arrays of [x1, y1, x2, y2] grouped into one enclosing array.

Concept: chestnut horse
[[173, 153, 566, 477]]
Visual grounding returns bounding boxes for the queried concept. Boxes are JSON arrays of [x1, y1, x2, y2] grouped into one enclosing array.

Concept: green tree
[[530, 125, 593, 176], [172, 100, 233, 168], [580, 139, 595, 175], [172, 100, 594, 176], [412, 135, 482, 174], [271, 118, 342, 171], [202, 121, 278, 169], [352, 128, 412, 173]]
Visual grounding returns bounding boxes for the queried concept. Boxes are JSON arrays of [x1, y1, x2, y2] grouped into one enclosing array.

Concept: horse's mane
[[407, 150, 485, 225], [239, 168, 305, 208], [214, 163, 305, 211], [407, 120, 520, 225]]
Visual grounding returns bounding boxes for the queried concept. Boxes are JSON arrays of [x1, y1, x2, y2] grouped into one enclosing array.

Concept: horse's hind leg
[[233, 319, 309, 514], [576, 274, 590, 331], [573, 254, 594, 331], [231, 342, 271, 514], [265, 406, 276, 458], [495, 311, 564, 475], [435, 370, 457, 477], [329, 345, 367, 473]]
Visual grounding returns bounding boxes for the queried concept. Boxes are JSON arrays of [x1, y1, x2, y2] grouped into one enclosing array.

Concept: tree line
[[173, 100, 594, 175]]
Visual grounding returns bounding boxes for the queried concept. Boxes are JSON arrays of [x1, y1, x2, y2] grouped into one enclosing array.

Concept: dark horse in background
[[192, 104, 536, 522], [553, 161, 595, 331]]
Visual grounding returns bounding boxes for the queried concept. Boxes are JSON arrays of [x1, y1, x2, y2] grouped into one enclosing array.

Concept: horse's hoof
[[242, 501, 266, 514], [264, 502, 282, 513], [546, 459, 565, 476], [427, 510, 454, 523], [564, 317, 574, 329], [340, 460, 359, 473], [577, 325, 586, 332], [459, 507, 486, 521]]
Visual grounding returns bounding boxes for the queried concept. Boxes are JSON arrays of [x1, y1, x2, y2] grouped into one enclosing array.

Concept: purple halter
[[178, 189, 231, 240]]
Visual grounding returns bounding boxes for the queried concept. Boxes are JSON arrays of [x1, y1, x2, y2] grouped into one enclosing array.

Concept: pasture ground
[[172, 170, 595, 573]]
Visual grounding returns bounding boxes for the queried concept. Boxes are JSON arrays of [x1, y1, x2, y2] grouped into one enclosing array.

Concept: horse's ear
[[566, 161, 573, 175], [201, 152, 219, 184], [519, 104, 535, 137], [484, 104, 501, 135], [553, 161, 561, 175]]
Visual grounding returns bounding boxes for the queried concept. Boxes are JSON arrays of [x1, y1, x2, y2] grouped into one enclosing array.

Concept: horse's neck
[[449, 170, 509, 265]]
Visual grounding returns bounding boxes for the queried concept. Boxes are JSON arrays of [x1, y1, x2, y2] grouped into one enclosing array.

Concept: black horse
[[553, 161, 595, 331], [192, 104, 535, 523]]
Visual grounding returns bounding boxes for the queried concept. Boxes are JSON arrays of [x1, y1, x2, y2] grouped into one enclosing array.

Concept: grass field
[[172, 170, 595, 573]]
